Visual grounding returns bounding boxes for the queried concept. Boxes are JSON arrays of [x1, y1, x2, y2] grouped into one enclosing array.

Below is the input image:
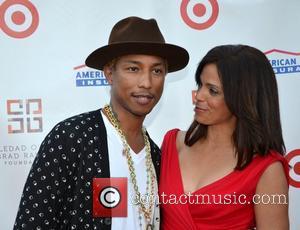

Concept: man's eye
[[153, 68, 164, 75], [127, 67, 139, 72]]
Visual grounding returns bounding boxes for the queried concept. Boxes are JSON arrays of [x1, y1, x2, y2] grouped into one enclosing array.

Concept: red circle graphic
[[180, 0, 219, 30], [294, 162, 300, 175], [0, 0, 39, 38], [193, 3, 206, 17], [12, 10, 25, 25], [285, 149, 300, 188]]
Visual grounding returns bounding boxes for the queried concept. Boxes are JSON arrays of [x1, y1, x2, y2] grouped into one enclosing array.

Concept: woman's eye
[[209, 88, 219, 95]]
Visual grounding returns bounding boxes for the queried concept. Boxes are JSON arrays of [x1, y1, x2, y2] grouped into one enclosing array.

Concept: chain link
[[103, 104, 156, 224]]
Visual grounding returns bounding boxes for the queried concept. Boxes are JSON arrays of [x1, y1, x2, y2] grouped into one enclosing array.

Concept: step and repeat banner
[[1, 0, 299, 229]]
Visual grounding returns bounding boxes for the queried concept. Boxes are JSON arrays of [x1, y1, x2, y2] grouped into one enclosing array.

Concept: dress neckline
[[173, 129, 237, 195]]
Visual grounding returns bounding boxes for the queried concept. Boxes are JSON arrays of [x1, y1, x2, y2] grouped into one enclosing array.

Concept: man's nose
[[138, 71, 152, 89]]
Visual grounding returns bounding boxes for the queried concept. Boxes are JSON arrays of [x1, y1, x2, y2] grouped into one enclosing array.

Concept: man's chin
[[132, 108, 153, 117]]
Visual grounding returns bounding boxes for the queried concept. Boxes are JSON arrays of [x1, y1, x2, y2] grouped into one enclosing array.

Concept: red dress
[[159, 129, 289, 230]]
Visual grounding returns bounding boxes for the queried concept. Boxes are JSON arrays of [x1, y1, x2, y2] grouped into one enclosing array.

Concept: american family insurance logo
[[7, 98, 43, 134], [180, 0, 219, 30], [0, 0, 39, 38], [93, 177, 127, 217], [265, 49, 300, 75], [74, 64, 109, 87], [285, 149, 300, 188]]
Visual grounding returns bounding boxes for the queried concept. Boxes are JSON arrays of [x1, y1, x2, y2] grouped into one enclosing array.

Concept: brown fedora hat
[[85, 16, 189, 72]]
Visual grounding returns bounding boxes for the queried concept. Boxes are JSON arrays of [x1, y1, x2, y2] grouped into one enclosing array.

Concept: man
[[14, 16, 189, 229]]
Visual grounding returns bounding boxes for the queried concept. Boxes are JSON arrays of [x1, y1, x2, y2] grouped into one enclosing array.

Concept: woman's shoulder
[[262, 151, 289, 181], [249, 151, 289, 183], [163, 129, 186, 142], [164, 128, 180, 137], [162, 129, 186, 152], [255, 151, 287, 166]]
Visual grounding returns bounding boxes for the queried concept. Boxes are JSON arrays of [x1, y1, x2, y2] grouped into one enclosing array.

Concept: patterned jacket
[[14, 109, 161, 230]]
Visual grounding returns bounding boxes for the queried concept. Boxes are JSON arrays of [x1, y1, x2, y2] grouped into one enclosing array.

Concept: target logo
[[285, 149, 300, 188], [0, 0, 39, 38], [180, 0, 219, 30]]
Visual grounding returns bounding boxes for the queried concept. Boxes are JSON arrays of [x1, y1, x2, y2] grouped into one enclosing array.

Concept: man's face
[[104, 54, 167, 118]]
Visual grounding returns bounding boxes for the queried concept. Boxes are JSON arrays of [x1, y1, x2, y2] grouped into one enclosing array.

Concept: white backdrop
[[1, 0, 299, 229]]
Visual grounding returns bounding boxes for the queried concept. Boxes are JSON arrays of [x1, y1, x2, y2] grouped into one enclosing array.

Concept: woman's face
[[194, 63, 235, 127]]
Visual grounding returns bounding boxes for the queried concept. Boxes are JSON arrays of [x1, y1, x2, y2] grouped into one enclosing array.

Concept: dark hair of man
[[184, 45, 285, 169]]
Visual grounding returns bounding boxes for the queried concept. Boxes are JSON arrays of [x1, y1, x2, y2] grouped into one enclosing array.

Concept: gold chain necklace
[[103, 104, 156, 228]]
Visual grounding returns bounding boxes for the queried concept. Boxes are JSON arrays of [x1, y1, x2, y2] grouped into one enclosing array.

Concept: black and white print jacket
[[13, 109, 161, 230]]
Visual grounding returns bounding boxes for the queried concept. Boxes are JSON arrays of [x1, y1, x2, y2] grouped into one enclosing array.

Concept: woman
[[159, 45, 289, 230]]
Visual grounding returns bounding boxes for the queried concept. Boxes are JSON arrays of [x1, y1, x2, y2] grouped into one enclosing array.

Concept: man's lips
[[132, 93, 154, 105]]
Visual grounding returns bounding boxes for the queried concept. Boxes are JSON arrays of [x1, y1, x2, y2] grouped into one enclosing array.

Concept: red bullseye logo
[[0, 0, 39, 38], [285, 149, 300, 188], [180, 0, 219, 30]]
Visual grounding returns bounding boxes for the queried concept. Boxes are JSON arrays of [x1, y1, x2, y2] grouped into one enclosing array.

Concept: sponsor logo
[[180, 0, 219, 30], [285, 149, 300, 188], [0, 0, 39, 38], [0, 144, 37, 166], [265, 49, 300, 75], [74, 64, 109, 87], [7, 98, 43, 134], [93, 177, 127, 217]]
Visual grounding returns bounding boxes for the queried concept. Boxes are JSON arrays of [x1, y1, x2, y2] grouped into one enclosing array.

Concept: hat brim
[[85, 42, 189, 73]]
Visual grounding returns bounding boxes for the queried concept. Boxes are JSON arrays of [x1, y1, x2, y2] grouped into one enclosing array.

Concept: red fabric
[[159, 129, 289, 230]]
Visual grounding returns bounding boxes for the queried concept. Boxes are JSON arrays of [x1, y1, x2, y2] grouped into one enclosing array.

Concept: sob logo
[[0, 0, 39, 38], [7, 98, 43, 133], [180, 0, 219, 30]]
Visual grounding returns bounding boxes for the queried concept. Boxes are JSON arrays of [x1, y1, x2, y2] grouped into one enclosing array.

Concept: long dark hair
[[185, 45, 285, 169]]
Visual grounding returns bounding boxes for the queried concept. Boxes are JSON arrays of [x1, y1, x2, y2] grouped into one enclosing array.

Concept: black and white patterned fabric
[[13, 109, 161, 230]]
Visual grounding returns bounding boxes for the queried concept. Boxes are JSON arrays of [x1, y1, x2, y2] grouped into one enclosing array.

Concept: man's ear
[[103, 65, 113, 84]]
